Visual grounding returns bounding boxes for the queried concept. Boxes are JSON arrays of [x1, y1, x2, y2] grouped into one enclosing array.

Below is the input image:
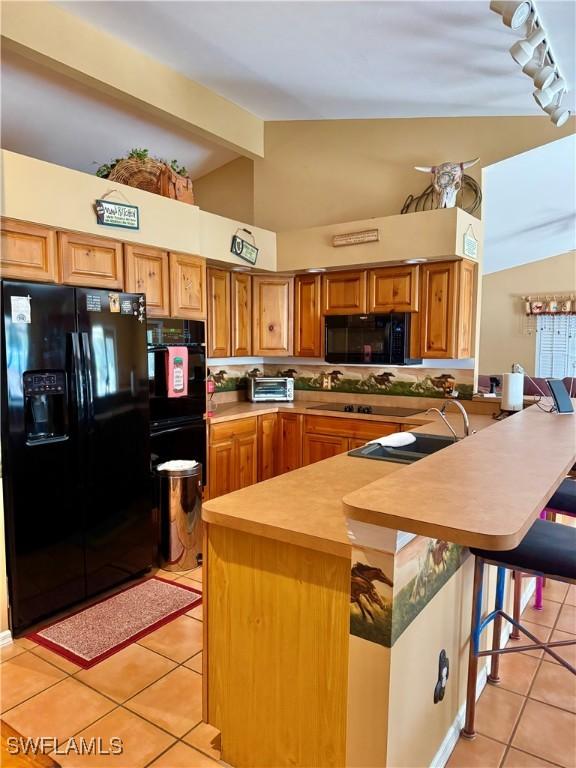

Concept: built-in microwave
[[248, 377, 295, 402], [325, 313, 421, 366]]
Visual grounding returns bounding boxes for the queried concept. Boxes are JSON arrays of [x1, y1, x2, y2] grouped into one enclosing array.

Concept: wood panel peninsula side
[[202, 405, 575, 767]]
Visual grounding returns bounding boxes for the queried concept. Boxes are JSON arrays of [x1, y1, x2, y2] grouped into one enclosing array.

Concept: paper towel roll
[[502, 372, 524, 412]]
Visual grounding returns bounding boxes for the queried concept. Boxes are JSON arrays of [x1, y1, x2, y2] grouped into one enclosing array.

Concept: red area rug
[[28, 577, 202, 668]]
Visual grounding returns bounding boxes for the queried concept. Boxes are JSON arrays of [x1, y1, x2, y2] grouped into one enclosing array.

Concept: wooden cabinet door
[[294, 274, 322, 357], [368, 265, 419, 313], [348, 437, 369, 450], [170, 252, 206, 319], [277, 413, 303, 475], [1, 219, 57, 283], [322, 270, 367, 315], [124, 245, 170, 316], [303, 432, 349, 466], [231, 272, 252, 356], [59, 232, 123, 289], [258, 413, 277, 482], [252, 275, 294, 356], [419, 261, 458, 358], [209, 438, 235, 499], [207, 268, 231, 357], [236, 432, 258, 491], [456, 260, 476, 359]]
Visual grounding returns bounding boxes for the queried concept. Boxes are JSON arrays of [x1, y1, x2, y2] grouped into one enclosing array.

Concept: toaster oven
[[248, 377, 295, 402]]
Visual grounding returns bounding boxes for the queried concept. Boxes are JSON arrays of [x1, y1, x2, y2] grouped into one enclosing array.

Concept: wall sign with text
[[95, 200, 140, 230], [231, 230, 258, 265]]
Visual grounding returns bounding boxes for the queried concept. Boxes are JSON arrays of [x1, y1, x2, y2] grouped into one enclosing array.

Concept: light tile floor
[[2, 563, 574, 768], [0, 567, 223, 768], [448, 576, 576, 768]]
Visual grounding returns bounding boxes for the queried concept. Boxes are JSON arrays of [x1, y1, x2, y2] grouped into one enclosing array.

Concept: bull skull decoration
[[414, 158, 479, 209]]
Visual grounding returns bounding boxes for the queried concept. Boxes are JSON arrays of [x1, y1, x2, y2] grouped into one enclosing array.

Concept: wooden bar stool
[[512, 478, 576, 638], [463, 518, 576, 739]]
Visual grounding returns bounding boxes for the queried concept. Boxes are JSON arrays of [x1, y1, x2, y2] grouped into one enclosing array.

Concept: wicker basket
[[107, 158, 195, 204]]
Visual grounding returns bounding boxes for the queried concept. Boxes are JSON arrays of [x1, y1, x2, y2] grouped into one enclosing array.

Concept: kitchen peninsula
[[202, 403, 576, 768]]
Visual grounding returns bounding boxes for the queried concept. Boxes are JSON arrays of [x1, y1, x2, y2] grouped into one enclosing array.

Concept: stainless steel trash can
[[156, 460, 203, 571]]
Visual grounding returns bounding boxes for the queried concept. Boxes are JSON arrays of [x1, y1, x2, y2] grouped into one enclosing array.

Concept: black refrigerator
[[1, 280, 156, 634]]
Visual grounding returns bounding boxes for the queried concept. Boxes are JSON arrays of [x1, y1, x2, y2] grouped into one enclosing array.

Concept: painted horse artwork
[[350, 562, 393, 622]]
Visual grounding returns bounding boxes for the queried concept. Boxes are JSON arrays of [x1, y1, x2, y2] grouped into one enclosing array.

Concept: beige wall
[[1, 150, 277, 271], [254, 117, 574, 231], [479, 251, 576, 375], [192, 116, 574, 231], [194, 157, 254, 225]]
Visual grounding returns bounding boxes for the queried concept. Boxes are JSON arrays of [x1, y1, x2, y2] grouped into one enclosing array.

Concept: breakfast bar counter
[[201, 404, 575, 768], [344, 402, 576, 550]]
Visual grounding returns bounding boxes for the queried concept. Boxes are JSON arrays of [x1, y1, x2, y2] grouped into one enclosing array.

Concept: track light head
[[490, 1, 533, 29], [533, 76, 566, 108], [544, 102, 571, 127], [510, 27, 546, 66], [522, 60, 556, 89]]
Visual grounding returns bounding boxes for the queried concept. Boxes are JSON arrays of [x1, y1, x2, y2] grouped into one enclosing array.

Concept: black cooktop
[[309, 403, 424, 417]]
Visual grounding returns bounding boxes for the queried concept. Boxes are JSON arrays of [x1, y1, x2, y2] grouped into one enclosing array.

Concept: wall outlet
[[434, 649, 450, 704]]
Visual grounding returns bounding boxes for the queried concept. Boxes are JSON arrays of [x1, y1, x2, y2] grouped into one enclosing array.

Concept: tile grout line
[[499, 584, 573, 768]]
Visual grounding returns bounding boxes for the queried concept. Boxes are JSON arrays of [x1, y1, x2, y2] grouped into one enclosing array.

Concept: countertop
[[202, 411, 496, 558], [208, 400, 439, 427], [344, 403, 576, 551]]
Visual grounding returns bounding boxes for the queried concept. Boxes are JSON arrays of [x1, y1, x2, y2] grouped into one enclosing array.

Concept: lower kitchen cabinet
[[258, 413, 277, 481], [302, 415, 400, 466], [303, 432, 349, 465], [277, 413, 303, 475], [208, 417, 257, 499]]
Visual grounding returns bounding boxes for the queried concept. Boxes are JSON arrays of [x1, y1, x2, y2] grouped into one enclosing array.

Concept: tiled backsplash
[[207, 362, 474, 400]]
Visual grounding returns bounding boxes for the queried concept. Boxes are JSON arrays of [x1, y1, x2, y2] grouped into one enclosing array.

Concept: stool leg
[[488, 566, 506, 684], [511, 571, 522, 640], [463, 556, 485, 740], [534, 576, 544, 610]]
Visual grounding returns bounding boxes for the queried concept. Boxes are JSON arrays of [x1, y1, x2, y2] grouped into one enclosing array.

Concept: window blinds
[[535, 315, 576, 379]]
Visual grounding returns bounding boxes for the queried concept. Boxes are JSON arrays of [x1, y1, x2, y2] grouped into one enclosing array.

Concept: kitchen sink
[[347, 433, 457, 464]]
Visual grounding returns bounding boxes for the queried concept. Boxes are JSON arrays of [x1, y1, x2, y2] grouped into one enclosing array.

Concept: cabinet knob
[[268, 324, 274, 332]]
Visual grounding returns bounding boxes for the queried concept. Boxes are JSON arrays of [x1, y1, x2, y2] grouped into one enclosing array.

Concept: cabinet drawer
[[304, 415, 399, 441], [211, 417, 258, 443], [59, 232, 123, 288]]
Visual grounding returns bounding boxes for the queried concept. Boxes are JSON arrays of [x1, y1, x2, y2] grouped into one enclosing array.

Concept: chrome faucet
[[425, 399, 473, 440], [441, 399, 471, 437], [424, 407, 459, 442]]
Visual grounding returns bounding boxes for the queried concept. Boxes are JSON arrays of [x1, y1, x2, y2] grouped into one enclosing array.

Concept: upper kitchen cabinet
[[59, 232, 123, 289], [231, 272, 252, 357], [169, 252, 206, 320], [0, 219, 58, 283], [420, 260, 476, 359], [124, 244, 170, 317], [322, 270, 367, 315], [294, 274, 322, 358], [368, 265, 419, 313], [207, 268, 231, 357], [252, 275, 294, 356]]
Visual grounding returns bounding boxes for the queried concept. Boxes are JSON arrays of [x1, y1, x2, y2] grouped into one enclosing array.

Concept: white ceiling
[[57, 0, 575, 119], [0, 50, 238, 179], [483, 135, 576, 274]]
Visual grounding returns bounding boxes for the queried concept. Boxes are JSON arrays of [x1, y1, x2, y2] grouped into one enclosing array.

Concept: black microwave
[[325, 313, 421, 366]]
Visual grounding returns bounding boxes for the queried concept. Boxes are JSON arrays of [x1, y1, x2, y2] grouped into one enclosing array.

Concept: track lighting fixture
[[543, 100, 572, 127], [490, 0, 571, 127], [510, 27, 546, 66], [522, 60, 556, 89], [489, 1, 533, 29], [534, 76, 566, 109]]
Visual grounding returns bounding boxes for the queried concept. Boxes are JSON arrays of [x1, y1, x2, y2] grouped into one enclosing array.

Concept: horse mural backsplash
[[206, 363, 474, 400], [350, 537, 468, 648]]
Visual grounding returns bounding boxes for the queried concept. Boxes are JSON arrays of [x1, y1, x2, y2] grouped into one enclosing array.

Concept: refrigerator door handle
[[67, 332, 85, 424], [80, 332, 95, 424]]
